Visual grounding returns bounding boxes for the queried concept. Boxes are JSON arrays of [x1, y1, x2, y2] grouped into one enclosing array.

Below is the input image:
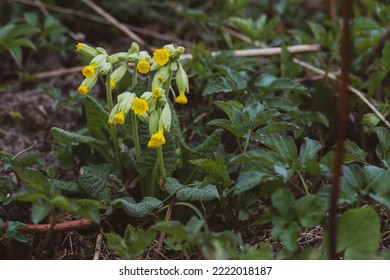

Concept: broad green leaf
[[366, 169, 390, 194], [207, 119, 244, 138], [344, 140, 367, 163], [84, 95, 110, 142], [31, 200, 51, 224], [78, 163, 120, 200], [294, 195, 325, 227], [110, 196, 162, 218], [374, 127, 390, 168], [51, 127, 106, 146], [234, 170, 268, 194], [299, 137, 322, 162], [151, 220, 190, 242], [178, 129, 223, 182], [257, 133, 297, 161], [337, 208, 380, 259], [255, 74, 309, 96], [202, 77, 235, 96], [105, 226, 156, 259], [258, 122, 299, 134], [0, 23, 16, 39], [12, 38, 36, 50], [190, 158, 234, 189], [48, 179, 81, 193], [229, 149, 282, 166], [15, 167, 51, 193], [164, 177, 219, 201], [271, 188, 295, 218], [78, 199, 104, 223], [271, 220, 300, 252], [8, 45, 22, 66], [213, 100, 243, 117]]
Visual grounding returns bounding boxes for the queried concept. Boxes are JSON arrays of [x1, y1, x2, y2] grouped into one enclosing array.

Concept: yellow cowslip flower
[[110, 79, 116, 89], [152, 88, 162, 99], [78, 85, 88, 95], [137, 60, 151, 74], [82, 65, 95, 78], [153, 49, 169, 66], [112, 112, 125, 125], [175, 92, 188, 104], [131, 98, 149, 115], [147, 128, 166, 149], [76, 43, 83, 51]]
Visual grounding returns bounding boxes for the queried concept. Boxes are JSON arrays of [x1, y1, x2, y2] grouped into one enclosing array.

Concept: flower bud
[[158, 104, 172, 132], [76, 43, 98, 57]]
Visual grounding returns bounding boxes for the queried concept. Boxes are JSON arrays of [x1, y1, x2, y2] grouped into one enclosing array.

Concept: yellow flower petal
[[78, 85, 88, 95], [137, 60, 151, 74], [131, 98, 149, 115], [147, 129, 166, 149], [153, 49, 169, 66], [82, 65, 95, 78], [175, 92, 188, 104]]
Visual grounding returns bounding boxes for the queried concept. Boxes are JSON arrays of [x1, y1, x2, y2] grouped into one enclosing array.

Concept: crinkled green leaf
[[84, 95, 110, 142], [110, 196, 162, 218], [78, 163, 120, 200], [257, 133, 297, 161], [51, 127, 106, 146], [164, 177, 219, 201]]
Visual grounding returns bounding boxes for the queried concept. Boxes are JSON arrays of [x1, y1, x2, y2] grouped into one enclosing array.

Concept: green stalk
[[132, 63, 138, 88], [131, 111, 141, 161], [164, 68, 173, 97], [106, 71, 123, 174], [157, 146, 167, 182]]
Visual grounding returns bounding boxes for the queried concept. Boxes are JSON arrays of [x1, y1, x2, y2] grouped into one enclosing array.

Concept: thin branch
[[329, 0, 352, 260], [225, 27, 390, 131], [179, 44, 321, 61], [293, 59, 390, 130], [93, 231, 103, 260], [156, 195, 176, 250], [80, 0, 149, 50], [2, 218, 95, 233]]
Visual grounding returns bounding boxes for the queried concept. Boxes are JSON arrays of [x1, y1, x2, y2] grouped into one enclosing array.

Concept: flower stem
[[106, 71, 123, 174], [131, 111, 141, 161], [164, 68, 173, 97], [157, 145, 167, 182], [132, 63, 138, 88]]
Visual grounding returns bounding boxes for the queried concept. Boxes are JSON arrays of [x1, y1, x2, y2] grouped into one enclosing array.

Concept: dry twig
[[80, 0, 148, 49], [93, 231, 103, 260], [224, 27, 390, 131]]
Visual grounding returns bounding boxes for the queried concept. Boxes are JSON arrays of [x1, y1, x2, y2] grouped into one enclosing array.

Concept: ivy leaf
[[110, 196, 162, 218], [337, 208, 380, 259], [164, 177, 219, 201]]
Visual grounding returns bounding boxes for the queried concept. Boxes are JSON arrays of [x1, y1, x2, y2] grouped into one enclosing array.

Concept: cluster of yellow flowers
[[76, 43, 189, 150]]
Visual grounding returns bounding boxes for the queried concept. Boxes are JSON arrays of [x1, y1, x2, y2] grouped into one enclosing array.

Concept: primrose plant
[[74, 42, 189, 198]]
